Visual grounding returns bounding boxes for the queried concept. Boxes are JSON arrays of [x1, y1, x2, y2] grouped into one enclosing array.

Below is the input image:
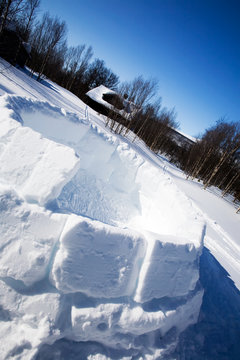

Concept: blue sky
[[40, 0, 239, 137]]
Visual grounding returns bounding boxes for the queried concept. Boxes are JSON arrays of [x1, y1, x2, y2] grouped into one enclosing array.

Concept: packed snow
[[0, 59, 240, 359]]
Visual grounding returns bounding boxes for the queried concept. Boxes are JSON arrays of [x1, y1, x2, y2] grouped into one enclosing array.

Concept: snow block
[[51, 215, 146, 297], [0, 280, 61, 360], [135, 232, 204, 303], [71, 303, 123, 344], [0, 124, 80, 206], [0, 187, 66, 285], [0, 95, 21, 155], [71, 290, 203, 347], [132, 161, 204, 238]]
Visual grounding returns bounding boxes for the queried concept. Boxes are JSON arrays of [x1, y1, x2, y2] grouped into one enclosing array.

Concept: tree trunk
[[221, 172, 240, 198], [0, 0, 12, 34], [37, 47, 52, 81], [204, 143, 240, 190], [190, 147, 213, 180], [217, 166, 233, 189]]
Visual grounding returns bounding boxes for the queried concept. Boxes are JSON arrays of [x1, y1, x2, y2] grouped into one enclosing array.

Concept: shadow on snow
[[34, 247, 240, 360], [172, 247, 240, 360]]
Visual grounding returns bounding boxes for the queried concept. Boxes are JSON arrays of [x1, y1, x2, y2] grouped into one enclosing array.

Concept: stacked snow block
[[0, 96, 205, 358]]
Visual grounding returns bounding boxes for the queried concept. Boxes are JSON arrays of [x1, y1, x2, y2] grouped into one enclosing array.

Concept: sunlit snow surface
[[0, 60, 240, 359]]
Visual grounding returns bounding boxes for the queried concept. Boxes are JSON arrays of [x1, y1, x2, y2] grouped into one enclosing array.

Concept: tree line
[[105, 77, 240, 211], [0, 0, 119, 93], [183, 120, 240, 210], [0, 0, 239, 211]]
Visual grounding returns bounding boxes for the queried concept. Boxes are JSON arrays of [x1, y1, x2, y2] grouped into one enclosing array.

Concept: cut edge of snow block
[[21, 139, 81, 206], [0, 186, 67, 286], [0, 121, 80, 207], [134, 223, 205, 303], [50, 214, 147, 298], [70, 289, 203, 347]]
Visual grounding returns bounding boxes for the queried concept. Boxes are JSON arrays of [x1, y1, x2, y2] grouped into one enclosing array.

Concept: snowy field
[[0, 59, 240, 359]]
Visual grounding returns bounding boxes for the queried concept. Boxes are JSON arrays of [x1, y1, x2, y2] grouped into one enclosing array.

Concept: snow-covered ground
[[0, 59, 240, 360]]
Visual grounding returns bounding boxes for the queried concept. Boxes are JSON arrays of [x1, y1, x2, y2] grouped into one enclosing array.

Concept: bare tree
[[0, 0, 28, 28], [19, 0, 40, 40], [221, 171, 240, 198], [185, 120, 239, 182], [0, 0, 13, 34], [84, 58, 119, 90], [43, 40, 67, 83], [29, 12, 67, 80], [119, 76, 158, 108], [64, 44, 93, 91], [117, 76, 158, 136], [149, 108, 177, 151], [203, 122, 240, 189]]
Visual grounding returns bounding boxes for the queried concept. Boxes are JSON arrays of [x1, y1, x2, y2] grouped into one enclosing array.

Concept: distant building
[[85, 85, 195, 149], [85, 85, 138, 124], [170, 128, 196, 149]]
